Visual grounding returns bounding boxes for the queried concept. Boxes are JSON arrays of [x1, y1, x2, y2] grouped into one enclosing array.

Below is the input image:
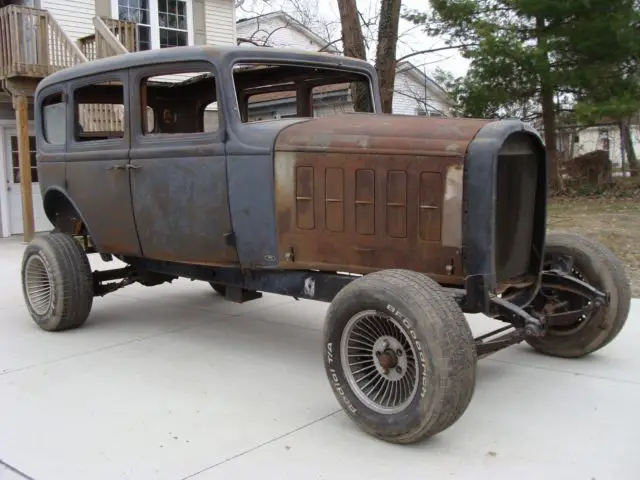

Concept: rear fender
[[42, 186, 97, 242]]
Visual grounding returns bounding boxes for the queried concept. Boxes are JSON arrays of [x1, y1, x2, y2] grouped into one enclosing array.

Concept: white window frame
[[110, 0, 195, 50]]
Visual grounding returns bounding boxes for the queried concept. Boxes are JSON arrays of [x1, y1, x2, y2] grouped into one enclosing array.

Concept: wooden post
[[15, 94, 34, 243]]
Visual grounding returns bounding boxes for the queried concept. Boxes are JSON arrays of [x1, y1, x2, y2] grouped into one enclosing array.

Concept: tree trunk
[[336, 0, 371, 112], [536, 16, 561, 191], [621, 119, 639, 177], [375, 0, 401, 114]]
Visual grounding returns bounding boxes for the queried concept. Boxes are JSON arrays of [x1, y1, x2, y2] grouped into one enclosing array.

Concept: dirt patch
[[548, 197, 640, 297]]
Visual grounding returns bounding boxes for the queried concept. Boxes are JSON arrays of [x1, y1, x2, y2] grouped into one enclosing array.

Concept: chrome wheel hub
[[340, 310, 419, 415], [24, 255, 53, 316]]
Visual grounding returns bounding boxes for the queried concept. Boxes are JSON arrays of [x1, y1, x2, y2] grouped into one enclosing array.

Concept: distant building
[[236, 11, 452, 119]]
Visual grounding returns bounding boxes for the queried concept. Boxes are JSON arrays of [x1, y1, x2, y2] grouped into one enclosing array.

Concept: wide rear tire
[[21, 233, 93, 332], [209, 282, 226, 296], [323, 269, 477, 444], [526, 232, 631, 358]]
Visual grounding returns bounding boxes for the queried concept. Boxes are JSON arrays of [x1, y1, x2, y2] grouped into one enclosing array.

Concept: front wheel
[[323, 269, 477, 444], [526, 232, 631, 358], [21, 233, 94, 331]]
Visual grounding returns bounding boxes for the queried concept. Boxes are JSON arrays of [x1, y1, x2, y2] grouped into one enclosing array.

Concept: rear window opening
[[74, 80, 126, 142], [231, 62, 375, 123]]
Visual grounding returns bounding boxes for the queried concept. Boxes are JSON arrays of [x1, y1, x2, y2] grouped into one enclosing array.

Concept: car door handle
[[106, 165, 126, 171], [126, 164, 142, 170]]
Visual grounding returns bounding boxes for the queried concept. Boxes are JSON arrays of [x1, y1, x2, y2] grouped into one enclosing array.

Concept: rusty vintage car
[[23, 46, 630, 444]]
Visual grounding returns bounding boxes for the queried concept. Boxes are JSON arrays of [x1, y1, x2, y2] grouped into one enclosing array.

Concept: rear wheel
[[209, 282, 226, 296], [21, 233, 94, 332], [323, 269, 477, 444], [526, 232, 631, 358]]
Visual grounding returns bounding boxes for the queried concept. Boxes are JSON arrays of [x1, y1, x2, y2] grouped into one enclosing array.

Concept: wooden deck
[[0, 4, 137, 241], [0, 5, 86, 81], [0, 5, 138, 87]]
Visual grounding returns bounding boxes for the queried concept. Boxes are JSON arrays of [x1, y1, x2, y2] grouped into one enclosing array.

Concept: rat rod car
[[23, 46, 630, 444]]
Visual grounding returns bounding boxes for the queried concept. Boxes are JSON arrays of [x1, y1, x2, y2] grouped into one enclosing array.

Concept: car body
[[22, 45, 629, 444]]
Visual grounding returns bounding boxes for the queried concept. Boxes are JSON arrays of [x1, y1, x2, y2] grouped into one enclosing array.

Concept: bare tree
[[335, 0, 371, 112], [374, 0, 401, 113], [235, 0, 464, 115]]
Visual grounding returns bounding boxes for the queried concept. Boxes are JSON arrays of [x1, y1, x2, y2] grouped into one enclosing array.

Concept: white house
[[0, 0, 237, 238], [571, 121, 640, 170], [235, 11, 452, 119]]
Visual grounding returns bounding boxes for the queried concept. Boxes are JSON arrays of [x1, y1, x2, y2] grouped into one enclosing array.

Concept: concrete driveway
[[1, 236, 639, 480]]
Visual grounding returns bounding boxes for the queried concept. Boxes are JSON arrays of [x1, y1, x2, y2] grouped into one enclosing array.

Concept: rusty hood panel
[[274, 114, 493, 156], [272, 114, 496, 283]]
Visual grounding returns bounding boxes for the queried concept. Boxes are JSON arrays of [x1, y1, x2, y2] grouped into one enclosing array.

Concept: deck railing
[[101, 17, 137, 52], [0, 5, 87, 79], [78, 17, 138, 61], [76, 17, 138, 129]]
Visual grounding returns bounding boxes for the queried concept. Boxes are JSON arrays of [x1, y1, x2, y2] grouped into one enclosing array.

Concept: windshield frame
[[221, 50, 380, 127]]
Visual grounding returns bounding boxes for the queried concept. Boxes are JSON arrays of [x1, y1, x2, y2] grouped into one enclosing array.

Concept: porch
[[0, 2, 138, 241]]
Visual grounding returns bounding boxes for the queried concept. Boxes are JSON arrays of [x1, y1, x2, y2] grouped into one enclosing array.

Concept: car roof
[[36, 45, 377, 94]]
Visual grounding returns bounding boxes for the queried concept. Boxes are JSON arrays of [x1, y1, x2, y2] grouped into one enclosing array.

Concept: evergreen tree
[[404, 0, 640, 187]]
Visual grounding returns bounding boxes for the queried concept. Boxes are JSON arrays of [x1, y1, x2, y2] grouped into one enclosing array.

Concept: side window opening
[[232, 62, 375, 124], [42, 92, 66, 145], [202, 102, 219, 132], [74, 80, 125, 142], [139, 69, 218, 136], [311, 83, 353, 117]]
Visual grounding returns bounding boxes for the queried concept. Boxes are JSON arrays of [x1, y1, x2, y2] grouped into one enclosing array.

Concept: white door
[[4, 129, 53, 235]]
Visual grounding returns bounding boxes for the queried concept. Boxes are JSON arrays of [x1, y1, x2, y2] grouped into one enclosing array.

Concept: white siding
[[236, 16, 324, 51], [40, 0, 96, 41], [392, 71, 450, 117], [205, 0, 236, 45], [41, 1, 235, 45], [573, 125, 640, 168], [237, 15, 453, 117]]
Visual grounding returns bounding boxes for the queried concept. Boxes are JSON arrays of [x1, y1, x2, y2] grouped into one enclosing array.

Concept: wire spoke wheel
[[24, 255, 53, 316], [21, 233, 94, 332], [323, 269, 477, 444], [340, 310, 419, 415]]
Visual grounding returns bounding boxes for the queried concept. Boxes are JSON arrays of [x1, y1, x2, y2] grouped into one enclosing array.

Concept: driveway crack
[[0, 458, 36, 480], [181, 410, 342, 479]]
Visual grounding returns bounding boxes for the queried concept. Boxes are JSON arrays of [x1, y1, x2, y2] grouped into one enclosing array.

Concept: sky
[[237, 0, 472, 79], [318, 0, 471, 78]]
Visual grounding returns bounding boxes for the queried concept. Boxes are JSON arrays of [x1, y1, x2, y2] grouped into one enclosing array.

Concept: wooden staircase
[[0, 5, 138, 93], [77, 16, 138, 61], [0, 4, 138, 241], [0, 4, 87, 95]]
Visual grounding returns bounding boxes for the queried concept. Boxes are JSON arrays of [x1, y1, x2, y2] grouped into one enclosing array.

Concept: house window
[[113, 0, 192, 50], [158, 0, 188, 48], [10, 136, 38, 184]]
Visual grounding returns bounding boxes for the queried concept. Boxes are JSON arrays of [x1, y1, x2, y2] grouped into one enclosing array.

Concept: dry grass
[[548, 197, 640, 297]]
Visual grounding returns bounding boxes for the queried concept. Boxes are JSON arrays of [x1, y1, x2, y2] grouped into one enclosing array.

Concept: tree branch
[[318, 38, 342, 52], [396, 44, 479, 63]]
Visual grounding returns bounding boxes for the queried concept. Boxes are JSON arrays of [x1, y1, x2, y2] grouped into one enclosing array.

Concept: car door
[[64, 69, 142, 256], [127, 60, 238, 266]]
